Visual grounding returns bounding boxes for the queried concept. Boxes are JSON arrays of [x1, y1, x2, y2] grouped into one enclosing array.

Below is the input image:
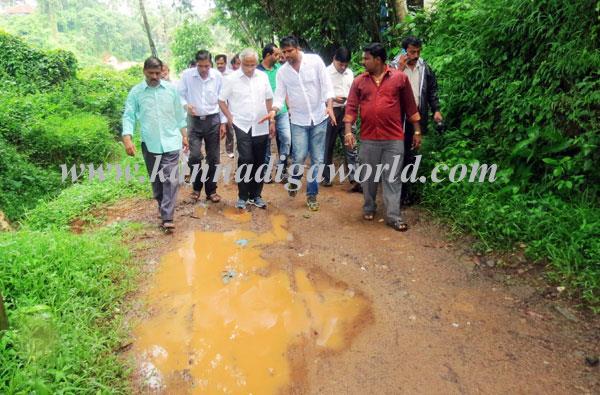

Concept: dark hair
[[230, 54, 240, 65], [195, 50, 211, 62], [402, 36, 422, 50], [188, 59, 197, 67], [280, 35, 299, 49], [333, 47, 351, 63], [363, 43, 387, 63], [262, 43, 277, 60], [144, 56, 163, 70], [215, 54, 227, 63]]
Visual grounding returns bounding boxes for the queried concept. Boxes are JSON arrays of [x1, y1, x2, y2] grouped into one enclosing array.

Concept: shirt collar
[[143, 79, 167, 89], [193, 67, 214, 80]]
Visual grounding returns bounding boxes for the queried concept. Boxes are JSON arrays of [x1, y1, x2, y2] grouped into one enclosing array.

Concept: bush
[[0, 31, 77, 92], [0, 137, 61, 221], [403, 0, 600, 307]]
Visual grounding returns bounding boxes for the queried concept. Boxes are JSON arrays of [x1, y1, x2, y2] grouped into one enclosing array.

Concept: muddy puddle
[[133, 213, 371, 394]]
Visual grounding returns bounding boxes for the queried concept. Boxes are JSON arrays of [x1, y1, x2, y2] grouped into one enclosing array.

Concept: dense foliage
[[407, 0, 599, 306], [171, 20, 215, 72]]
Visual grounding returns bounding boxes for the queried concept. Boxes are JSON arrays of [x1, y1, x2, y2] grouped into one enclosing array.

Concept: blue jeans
[[290, 118, 327, 196], [265, 112, 292, 165]]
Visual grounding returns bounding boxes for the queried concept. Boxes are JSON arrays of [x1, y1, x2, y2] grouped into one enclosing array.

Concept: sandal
[[190, 191, 201, 201], [363, 213, 374, 221], [306, 196, 320, 211], [161, 221, 175, 233], [208, 193, 221, 203], [388, 220, 409, 232]]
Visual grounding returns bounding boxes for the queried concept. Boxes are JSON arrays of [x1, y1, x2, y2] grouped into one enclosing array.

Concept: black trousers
[[188, 114, 220, 196], [323, 106, 358, 183], [235, 125, 269, 200]]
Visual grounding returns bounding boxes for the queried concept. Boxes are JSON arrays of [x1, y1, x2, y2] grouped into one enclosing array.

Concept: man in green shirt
[[122, 57, 188, 231], [257, 43, 291, 176]]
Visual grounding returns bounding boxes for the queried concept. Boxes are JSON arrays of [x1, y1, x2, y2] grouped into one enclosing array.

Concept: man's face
[[160, 66, 170, 80], [144, 67, 162, 87], [333, 59, 349, 74], [362, 52, 379, 73], [241, 56, 257, 78], [406, 44, 421, 65], [196, 59, 211, 78], [216, 58, 227, 73], [281, 45, 300, 64], [273, 47, 282, 63], [231, 58, 241, 70]]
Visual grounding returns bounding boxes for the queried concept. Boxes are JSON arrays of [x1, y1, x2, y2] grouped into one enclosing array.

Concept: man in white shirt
[[178, 50, 228, 203], [323, 47, 360, 192], [215, 54, 235, 157], [261, 36, 335, 211], [219, 48, 275, 210]]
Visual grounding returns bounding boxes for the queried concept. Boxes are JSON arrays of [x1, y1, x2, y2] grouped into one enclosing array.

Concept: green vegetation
[[404, 0, 599, 307], [0, 29, 149, 393]]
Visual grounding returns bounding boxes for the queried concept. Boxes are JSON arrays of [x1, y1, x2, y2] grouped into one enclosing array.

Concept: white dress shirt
[[326, 64, 354, 108], [273, 52, 334, 126], [219, 69, 273, 136], [178, 67, 226, 122]]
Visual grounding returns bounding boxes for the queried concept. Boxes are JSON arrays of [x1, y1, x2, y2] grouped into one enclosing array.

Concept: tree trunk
[[0, 292, 8, 332], [394, 0, 409, 23], [407, 0, 424, 8], [138, 0, 158, 58]]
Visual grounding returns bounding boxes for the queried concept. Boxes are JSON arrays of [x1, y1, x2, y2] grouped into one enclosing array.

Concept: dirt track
[[106, 153, 599, 394]]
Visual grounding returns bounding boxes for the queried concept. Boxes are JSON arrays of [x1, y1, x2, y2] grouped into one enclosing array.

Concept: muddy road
[[107, 154, 598, 394]]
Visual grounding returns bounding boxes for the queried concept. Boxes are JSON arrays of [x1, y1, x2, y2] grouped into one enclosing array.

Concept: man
[[323, 47, 360, 192], [257, 43, 291, 178], [391, 36, 442, 205], [215, 54, 235, 157], [122, 57, 188, 231], [219, 48, 275, 210], [160, 63, 171, 82], [178, 50, 227, 203], [344, 43, 421, 232], [230, 54, 241, 71], [261, 36, 335, 211], [215, 54, 230, 76]]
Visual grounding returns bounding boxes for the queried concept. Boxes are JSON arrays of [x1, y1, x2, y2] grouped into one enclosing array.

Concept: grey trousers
[[142, 142, 180, 222], [358, 140, 405, 223]]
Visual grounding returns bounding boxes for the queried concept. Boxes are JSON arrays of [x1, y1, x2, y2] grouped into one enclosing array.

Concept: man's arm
[[122, 88, 138, 156], [343, 79, 360, 149], [426, 64, 442, 123]]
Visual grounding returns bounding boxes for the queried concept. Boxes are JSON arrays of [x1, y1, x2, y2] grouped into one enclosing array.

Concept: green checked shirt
[[122, 80, 187, 154]]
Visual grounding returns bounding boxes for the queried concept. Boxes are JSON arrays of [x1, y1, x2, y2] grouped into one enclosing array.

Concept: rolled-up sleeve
[[343, 79, 360, 123], [177, 76, 188, 107], [319, 58, 335, 102], [122, 89, 137, 136], [273, 71, 287, 111]]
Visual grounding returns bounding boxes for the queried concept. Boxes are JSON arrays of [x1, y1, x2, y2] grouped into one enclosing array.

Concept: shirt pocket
[[203, 83, 218, 104]]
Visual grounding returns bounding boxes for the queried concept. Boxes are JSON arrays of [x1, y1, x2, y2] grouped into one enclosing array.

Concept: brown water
[[133, 214, 369, 393]]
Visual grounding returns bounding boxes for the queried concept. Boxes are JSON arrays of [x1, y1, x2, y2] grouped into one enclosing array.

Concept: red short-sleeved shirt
[[344, 67, 419, 140]]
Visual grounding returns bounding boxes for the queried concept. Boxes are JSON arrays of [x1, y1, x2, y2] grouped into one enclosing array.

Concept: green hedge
[[0, 31, 77, 92]]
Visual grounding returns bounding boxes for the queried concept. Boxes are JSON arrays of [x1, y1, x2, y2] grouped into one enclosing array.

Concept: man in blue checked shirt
[[122, 57, 188, 232]]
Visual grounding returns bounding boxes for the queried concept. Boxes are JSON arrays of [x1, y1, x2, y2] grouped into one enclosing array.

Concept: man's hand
[[326, 106, 337, 126], [397, 54, 408, 71], [182, 135, 189, 152], [259, 110, 276, 124], [412, 133, 422, 150], [219, 123, 227, 139], [434, 111, 443, 123], [123, 135, 136, 157], [187, 104, 198, 117], [335, 96, 346, 104], [269, 122, 276, 139], [344, 132, 356, 150]]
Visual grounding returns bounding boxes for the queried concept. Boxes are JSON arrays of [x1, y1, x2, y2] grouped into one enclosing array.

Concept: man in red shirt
[[343, 43, 421, 231]]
